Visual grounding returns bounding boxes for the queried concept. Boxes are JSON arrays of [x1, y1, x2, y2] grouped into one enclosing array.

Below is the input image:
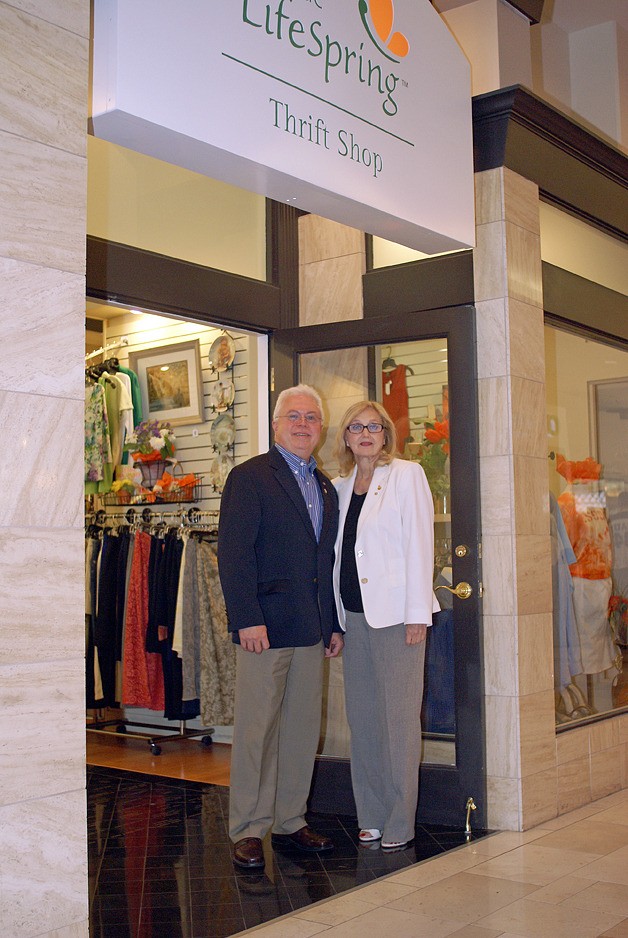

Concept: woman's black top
[[340, 490, 367, 613]]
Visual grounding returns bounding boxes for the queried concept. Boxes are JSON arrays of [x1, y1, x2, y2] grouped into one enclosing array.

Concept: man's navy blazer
[[218, 446, 340, 648]]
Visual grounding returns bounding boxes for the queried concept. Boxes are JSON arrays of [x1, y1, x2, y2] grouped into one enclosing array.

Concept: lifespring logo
[[358, 0, 410, 64], [241, 0, 410, 117]]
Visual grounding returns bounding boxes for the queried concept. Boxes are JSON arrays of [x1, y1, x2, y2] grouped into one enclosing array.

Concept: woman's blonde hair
[[333, 400, 397, 476]]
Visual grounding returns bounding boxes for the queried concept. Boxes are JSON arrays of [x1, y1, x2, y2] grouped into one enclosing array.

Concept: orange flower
[[424, 419, 449, 444]]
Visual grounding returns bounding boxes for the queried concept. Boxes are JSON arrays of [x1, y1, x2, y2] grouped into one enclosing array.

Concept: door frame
[[271, 305, 487, 829]]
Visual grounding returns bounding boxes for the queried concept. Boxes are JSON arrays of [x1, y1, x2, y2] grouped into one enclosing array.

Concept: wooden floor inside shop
[[86, 728, 231, 785]]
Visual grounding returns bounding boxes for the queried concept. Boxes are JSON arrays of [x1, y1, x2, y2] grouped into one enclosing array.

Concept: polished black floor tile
[[88, 765, 492, 937]]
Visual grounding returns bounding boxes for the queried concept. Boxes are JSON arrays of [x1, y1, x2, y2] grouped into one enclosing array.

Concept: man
[[218, 384, 343, 870]]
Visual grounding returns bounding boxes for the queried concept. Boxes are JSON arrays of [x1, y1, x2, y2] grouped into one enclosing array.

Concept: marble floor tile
[[386, 870, 537, 924], [562, 879, 628, 917], [532, 819, 628, 856], [467, 843, 601, 886], [476, 895, 623, 937]]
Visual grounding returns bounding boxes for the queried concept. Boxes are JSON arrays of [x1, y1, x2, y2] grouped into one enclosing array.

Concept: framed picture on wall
[[129, 339, 205, 426]]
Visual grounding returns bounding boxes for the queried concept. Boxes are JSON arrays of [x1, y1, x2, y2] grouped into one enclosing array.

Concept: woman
[[332, 400, 439, 849]]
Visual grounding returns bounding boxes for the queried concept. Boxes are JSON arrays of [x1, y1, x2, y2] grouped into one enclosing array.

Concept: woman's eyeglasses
[[347, 422, 384, 434]]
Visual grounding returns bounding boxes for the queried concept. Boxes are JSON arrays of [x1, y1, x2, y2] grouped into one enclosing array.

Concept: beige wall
[[0, 1, 89, 935]]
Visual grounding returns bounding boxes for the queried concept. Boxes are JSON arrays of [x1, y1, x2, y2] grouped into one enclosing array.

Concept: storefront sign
[[92, 0, 474, 252]]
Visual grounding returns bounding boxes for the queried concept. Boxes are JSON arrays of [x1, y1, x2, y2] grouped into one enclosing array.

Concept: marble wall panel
[[557, 756, 591, 814], [590, 718, 620, 754], [5, 0, 90, 37], [520, 767, 558, 829], [503, 168, 540, 236], [486, 774, 521, 831], [517, 613, 554, 696], [474, 168, 504, 226], [485, 694, 520, 777], [0, 258, 85, 398], [513, 455, 549, 537], [505, 221, 543, 308], [590, 747, 623, 801], [475, 298, 508, 380], [0, 390, 84, 528], [473, 221, 507, 302], [556, 726, 589, 766], [0, 659, 85, 806], [481, 534, 516, 616], [298, 215, 364, 265], [0, 527, 84, 666], [480, 454, 514, 536], [519, 689, 557, 776], [511, 375, 546, 457], [299, 254, 364, 324], [619, 713, 628, 745], [46, 921, 88, 938], [478, 377, 511, 456], [508, 298, 545, 383], [0, 130, 86, 274], [514, 533, 552, 616], [483, 615, 518, 696], [0, 4, 88, 153], [0, 788, 88, 936]]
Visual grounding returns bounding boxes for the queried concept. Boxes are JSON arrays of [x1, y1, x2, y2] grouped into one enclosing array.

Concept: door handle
[[435, 581, 473, 600]]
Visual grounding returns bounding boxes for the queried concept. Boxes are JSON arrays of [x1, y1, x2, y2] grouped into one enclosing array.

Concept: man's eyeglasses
[[277, 412, 322, 424], [347, 422, 384, 434]]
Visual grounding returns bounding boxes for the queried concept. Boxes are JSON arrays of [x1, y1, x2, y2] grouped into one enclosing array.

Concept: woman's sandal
[[381, 838, 412, 850], [358, 828, 382, 843]]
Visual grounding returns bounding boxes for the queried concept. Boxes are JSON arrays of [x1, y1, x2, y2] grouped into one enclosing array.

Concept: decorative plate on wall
[[210, 413, 236, 452], [209, 377, 235, 413], [209, 453, 234, 492], [208, 333, 235, 373]]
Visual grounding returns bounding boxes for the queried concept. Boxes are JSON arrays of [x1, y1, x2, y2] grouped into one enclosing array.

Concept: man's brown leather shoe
[[271, 826, 334, 852], [232, 837, 265, 868]]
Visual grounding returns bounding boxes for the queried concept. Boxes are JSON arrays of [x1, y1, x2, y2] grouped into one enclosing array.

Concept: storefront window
[[546, 326, 628, 726]]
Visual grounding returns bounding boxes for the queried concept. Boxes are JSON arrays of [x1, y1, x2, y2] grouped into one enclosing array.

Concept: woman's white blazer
[[332, 458, 440, 630]]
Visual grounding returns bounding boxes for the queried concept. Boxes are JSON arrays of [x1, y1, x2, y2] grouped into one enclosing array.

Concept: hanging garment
[[382, 364, 410, 454], [118, 364, 144, 427], [122, 531, 165, 710], [197, 540, 236, 725], [558, 488, 612, 579], [550, 494, 582, 688], [572, 577, 617, 675], [85, 383, 112, 494]]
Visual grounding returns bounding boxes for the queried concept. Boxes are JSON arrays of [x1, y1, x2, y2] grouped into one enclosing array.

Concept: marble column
[[299, 214, 366, 758], [0, 1, 89, 934], [474, 166, 556, 830]]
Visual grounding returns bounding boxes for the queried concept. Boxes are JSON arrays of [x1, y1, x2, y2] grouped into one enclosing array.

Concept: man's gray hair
[[273, 384, 323, 420]]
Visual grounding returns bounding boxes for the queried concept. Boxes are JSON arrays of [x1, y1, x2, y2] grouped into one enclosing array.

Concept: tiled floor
[[87, 765, 492, 938], [251, 788, 628, 938]]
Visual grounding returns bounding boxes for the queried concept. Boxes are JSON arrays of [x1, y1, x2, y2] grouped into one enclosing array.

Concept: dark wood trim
[[86, 236, 281, 331], [543, 263, 628, 344], [473, 86, 628, 242], [363, 252, 474, 319], [266, 201, 301, 328]]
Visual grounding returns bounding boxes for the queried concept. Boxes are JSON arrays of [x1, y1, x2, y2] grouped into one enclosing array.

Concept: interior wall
[[87, 137, 267, 281]]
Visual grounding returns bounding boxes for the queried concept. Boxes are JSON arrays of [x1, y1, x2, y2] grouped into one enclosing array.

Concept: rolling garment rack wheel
[[149, 741, 162, 756], [201, 735, 213, 747]]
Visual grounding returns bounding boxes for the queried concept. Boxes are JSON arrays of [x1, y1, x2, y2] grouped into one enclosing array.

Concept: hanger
[[381, 347, 415, 376]]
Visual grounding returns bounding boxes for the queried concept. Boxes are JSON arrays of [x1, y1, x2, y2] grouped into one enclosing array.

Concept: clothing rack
[[85, 337, 129, 362], [86, 507, 221, 754]]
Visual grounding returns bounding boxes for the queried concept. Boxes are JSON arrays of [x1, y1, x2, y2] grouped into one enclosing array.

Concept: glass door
[[271, 306, 485, 828]]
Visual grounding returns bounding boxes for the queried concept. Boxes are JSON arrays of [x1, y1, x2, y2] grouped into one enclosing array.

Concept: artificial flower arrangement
[[125, 419, 176, 463], [416, 419, 450, 498]]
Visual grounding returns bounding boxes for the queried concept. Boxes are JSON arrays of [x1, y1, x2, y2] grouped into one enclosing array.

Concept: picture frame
[[129, 339, 204, 427]]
